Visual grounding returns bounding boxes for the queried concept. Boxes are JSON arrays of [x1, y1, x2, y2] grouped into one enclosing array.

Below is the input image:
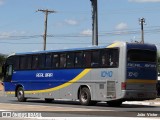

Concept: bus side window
[[20, 56, 26, 70], [109, 49, 119, 67], [39, 54, 45, 69], [101, 49, 110, 67], [13, 56, 19, 70], [60, 54, 66, 68], [101, 49, 119, 68], [67, 52, 74, 68], [83, 51, 91, 68], [45, 54, 52, 69], [52, 54, 59, 68], [75, 52, 83, 68], [26, 56, 32, 69], [32, 55, 39, 69], [91, 51, 100, 67], [19, 56, 32, 70]]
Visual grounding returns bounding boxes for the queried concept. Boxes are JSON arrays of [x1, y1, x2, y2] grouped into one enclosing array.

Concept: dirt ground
[[0, 82, 3, 91]]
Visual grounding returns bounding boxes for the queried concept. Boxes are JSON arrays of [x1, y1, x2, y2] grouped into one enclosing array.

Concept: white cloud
[[64, 19, 78, 25], [129, 0, 160, 3], [0, 0, 5, 5], [0, 31, 27, 39], [115, 22, 128, 30], [81, 29, 92, 35]]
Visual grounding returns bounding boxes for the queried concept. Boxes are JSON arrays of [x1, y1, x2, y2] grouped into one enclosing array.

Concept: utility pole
[[37, 9, 56, 50], [90, 0, 98, 46], [139, 18, 145, 44]]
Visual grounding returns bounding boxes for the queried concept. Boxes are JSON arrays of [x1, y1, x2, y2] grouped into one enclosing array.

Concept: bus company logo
[[36, 73, 53, 78]]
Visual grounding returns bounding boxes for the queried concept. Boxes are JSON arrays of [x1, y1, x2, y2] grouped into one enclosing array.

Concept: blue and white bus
[[2, 42, 157, 106]]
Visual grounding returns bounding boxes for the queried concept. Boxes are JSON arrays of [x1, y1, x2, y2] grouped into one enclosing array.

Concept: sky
[[0, 0, 160, 54]]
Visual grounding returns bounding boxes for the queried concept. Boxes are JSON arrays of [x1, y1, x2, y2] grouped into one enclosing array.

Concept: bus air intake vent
[[107, 81, 116, 98]]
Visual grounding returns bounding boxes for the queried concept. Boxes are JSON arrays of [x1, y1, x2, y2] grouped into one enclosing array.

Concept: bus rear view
[[124, 43, 157, 101]]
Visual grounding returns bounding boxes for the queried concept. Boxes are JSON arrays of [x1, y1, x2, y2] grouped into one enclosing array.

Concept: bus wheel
[[107, 100, 122, 107], [79, 87, 92, 106], [45, 98, 54, 103], [16, 87, 26, 102]]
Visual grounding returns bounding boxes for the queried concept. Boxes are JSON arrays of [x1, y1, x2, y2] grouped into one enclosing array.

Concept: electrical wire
[[0, 26, 160, 42]]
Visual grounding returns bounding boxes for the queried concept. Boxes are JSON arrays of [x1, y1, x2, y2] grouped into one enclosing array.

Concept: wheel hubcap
[[18, 91, 23, 98], [81, 92, 88, 102]]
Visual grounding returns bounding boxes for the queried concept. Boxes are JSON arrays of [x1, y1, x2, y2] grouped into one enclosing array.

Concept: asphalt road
[[0, 95, 160, 118]]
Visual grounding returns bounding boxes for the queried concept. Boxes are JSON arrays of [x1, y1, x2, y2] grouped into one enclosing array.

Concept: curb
[[124, 101, 160, 106]]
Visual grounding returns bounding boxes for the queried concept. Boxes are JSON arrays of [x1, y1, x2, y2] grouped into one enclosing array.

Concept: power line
[[0, 35, 42, 40], [0, 41, 98, 45], [0, 41, 112, 45], [0, 26, 160, 40]]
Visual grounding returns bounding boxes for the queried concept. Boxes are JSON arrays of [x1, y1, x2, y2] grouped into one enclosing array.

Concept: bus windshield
[[127, 49, 156, 62]]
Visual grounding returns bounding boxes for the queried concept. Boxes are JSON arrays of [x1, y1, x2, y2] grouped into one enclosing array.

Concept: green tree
[[0, 54, 6, 76], [0, 55, 6, 66]]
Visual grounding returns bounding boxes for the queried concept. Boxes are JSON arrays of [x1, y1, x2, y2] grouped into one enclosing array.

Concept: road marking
[[123, 101, 160, 106], [0, 103, 113, 111], [0, 110, 9, 111]]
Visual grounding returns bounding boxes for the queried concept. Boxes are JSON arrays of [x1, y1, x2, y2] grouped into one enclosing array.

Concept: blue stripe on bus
[[6, 69, 84, 91]]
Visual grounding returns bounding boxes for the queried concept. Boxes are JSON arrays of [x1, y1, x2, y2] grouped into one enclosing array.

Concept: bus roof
[[15, 45, 107, 56], [11, 41, 156, 56]]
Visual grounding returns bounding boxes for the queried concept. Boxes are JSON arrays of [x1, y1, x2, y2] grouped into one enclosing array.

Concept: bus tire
[[16, 87, 26, 102], [107, 100, 122, 107], [79, 87, 92, 106]]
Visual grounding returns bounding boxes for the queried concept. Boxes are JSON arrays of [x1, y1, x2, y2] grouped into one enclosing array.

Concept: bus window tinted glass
[[75, 52, 83, 68], [26, 56, 32, 69], [83, 52, 91, 67], [14, 56, 19, 70], [109, 49, 119, 67], [91, 51, 100, 67], [39, 54, 45, 69], [101, 49, 119, 68], [101, 50, 110, 67], [67, 53, 74, 68], [32, 55, 38, 69], [52, 54, 59, 68], [45, 54, 52, 68], [127, 49, 156, 62], [20, 56, 26, 69], [60, 54, 66, 68]]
